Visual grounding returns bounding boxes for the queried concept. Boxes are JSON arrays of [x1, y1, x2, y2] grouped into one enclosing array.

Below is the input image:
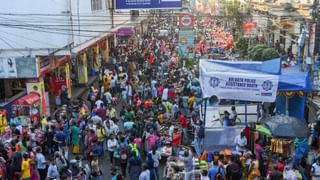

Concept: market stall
[[11, 92, 41, 126], [256, 115, 310, 163]]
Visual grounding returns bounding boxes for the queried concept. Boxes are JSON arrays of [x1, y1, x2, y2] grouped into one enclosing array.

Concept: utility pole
[[312, 0, 319, 55]]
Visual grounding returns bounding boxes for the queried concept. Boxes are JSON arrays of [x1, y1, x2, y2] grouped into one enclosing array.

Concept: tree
[[234, 37, 249, 58], [248, 44, 280, 61]]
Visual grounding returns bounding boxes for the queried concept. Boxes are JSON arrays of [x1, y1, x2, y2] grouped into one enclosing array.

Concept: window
[[91, 0, 103, 11]]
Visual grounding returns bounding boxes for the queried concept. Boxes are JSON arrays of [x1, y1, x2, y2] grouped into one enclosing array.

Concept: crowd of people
[[1, 12, 320, 180]]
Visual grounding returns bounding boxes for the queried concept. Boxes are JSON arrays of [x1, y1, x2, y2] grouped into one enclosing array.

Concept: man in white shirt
[[107, 134, 118, 165], [234, 132, 247, 153], [95, 99, 104, 108], [36, 147, 47, 180], [162, 86, 169, 101], [311, 157, 320, 180]]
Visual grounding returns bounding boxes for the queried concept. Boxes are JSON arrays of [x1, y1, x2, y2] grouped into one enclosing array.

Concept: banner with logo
[[200, 61, 279, 102], [179, 14, 195, 28], [179, 28, 195, 57], [114, 0, 182, 10]]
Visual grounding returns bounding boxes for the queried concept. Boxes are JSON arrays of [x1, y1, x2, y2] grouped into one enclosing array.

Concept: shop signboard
[[243, 22, 257, 38], [117, 27, 135, 37], [0, 58, 17, 78], [114, 0, 182, 10], [179, 14, 195, 28], [178, 28, 195, 57], [15, 58, 38, 78]]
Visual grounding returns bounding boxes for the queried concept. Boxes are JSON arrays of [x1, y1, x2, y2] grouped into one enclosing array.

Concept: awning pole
[[204, 98, 208, 126], [245, 101, 248, 126]]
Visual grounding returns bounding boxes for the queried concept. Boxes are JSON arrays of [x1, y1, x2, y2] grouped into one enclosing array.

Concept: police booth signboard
[[199, 60, 279, 102], [114, 0, 182, 10]]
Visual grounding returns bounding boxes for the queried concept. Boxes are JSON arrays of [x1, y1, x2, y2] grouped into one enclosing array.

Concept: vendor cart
[[12, 92, 41, 126]]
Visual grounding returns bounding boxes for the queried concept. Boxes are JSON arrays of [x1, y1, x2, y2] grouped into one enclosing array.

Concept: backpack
[[215, 167, 224, 180], [120, 144, 127, 161], [198, 126, 205, 139], [230, 164, 242, 179]]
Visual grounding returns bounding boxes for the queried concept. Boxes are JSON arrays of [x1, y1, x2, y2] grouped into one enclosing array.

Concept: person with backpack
[[208, 160, 225, 180], [226, 156, 243, 180], [119, 137, 128, 176]]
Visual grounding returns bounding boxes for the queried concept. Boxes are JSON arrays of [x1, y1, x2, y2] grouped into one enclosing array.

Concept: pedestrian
[[179, 146, 194, 180], [311, 157, 320, 180], [208, 160, 225, 179], [128, 151, 142, 180], [35, 147, 47, 180], [54, 127, 68, 159], [70, 122, 80, 154], [119, 136, 128, 176], [91, 155, 102, 180], [178, 111, 188, 144], [234, 132, 247, 153], [107, 134, 118, 165], [150, 146, 161, 180], [47, 158, 59, 180], [172, 128, 181, 156], [21, 153, 31, 180], [139, 163, 151, 180]]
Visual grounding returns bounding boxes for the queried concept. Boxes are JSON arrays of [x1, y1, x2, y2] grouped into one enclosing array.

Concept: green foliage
[[248, 44, 280, 61], [234, 37, 249, 57]]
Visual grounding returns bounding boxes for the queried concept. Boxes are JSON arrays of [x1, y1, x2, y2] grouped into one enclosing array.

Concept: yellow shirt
[[96, 128, 105, 142], [21, 159, 31, 179]]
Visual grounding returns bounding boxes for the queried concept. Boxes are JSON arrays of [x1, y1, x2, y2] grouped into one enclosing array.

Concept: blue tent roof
[[278, 66, 312, 92], [203, 59, 312, 92], [210, 58, 281, 75]]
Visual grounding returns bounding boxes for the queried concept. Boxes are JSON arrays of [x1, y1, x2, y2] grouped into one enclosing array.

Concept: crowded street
[[0, 0, 320, 180]]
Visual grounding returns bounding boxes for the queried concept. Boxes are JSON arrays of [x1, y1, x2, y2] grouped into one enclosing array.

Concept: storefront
[[0, 57, 39, 118], [36, 55, 71, 112]]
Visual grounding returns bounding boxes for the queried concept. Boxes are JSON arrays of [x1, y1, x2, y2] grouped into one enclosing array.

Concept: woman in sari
[[71, 122, 80, 154]]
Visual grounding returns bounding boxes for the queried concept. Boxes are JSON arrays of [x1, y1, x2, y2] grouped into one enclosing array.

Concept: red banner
[[243, 22, 257, 38]]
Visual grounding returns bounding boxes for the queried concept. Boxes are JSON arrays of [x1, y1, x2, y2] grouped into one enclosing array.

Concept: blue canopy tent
[[276, 66, 312, 120]]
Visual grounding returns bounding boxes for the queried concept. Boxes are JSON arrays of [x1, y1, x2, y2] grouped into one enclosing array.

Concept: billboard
[[0, 57, 38, 78], [179, 28, 195, 57], [114, 0, 182, 10]]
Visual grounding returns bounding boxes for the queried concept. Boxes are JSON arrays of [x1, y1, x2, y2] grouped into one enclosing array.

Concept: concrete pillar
[[4, 79, 12, 99]]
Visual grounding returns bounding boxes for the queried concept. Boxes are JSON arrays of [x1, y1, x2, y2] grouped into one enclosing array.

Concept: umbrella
[[256, 125, 272, 137], [262, 115, 310, 138]]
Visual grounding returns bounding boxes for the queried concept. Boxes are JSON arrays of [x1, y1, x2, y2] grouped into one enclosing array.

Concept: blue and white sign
[[200, 60, 279, 102], [114, 0, 182, 10]]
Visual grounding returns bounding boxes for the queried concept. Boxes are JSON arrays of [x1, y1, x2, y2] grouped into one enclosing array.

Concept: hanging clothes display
[[269, 138, 293, 157]]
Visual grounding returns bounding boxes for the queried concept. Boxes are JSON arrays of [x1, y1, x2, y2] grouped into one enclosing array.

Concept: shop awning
[[13, 93, 40, 106]]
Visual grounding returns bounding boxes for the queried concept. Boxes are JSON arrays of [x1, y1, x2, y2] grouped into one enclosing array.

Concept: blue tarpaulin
[[278, 66, 312, 92]]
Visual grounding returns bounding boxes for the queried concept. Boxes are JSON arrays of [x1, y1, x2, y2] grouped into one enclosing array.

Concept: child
[[201, 169, 210, 180]]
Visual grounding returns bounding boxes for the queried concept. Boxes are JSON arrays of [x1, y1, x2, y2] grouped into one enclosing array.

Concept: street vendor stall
[[11, 92, 41, 126]]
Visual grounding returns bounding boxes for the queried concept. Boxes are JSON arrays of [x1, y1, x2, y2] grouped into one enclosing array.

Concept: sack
[[215, 167, 224, 180], [198, 126, 205, 139], [72, 145, 80, 154]]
